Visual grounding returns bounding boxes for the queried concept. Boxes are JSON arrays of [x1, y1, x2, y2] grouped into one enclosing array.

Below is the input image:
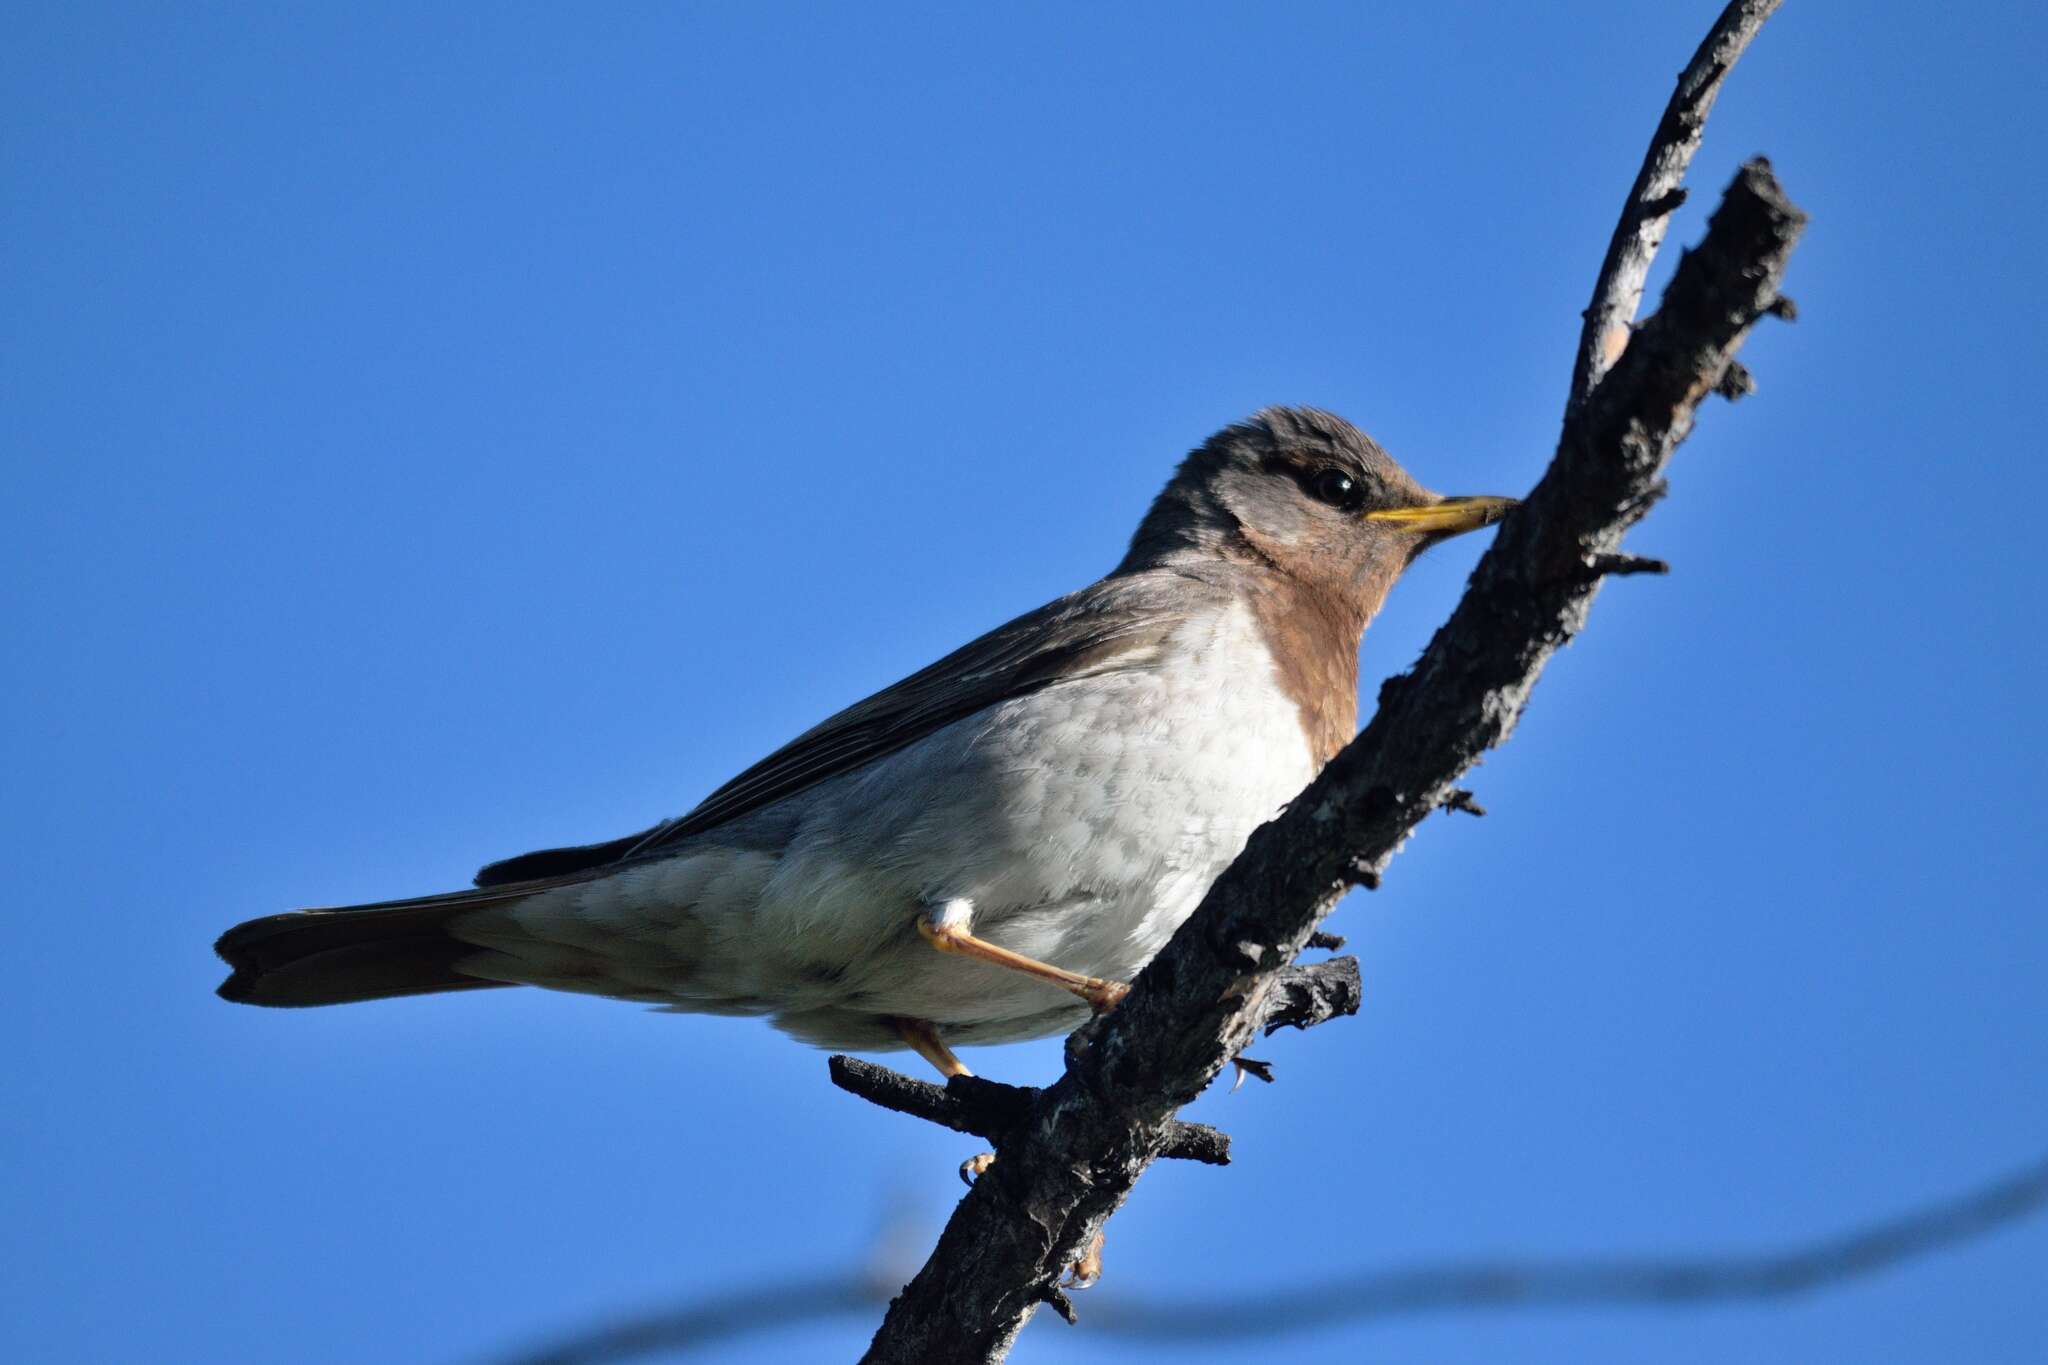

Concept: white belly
[[454, 601, 1320, 1049]]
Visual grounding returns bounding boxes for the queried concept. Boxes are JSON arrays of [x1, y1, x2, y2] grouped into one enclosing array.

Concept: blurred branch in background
[[488, 1147, 2048, 1363]]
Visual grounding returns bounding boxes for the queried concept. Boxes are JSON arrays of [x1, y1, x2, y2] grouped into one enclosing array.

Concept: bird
[[214, 406, 1512, 1080]]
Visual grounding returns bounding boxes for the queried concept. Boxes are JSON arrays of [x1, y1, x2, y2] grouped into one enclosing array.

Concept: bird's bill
[[1364, 495, 1518, 535]]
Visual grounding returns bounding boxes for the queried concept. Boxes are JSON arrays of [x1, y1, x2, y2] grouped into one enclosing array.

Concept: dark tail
[[214, 877, 581, 1007]]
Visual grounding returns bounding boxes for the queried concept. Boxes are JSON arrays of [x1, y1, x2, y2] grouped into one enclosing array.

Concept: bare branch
[[828, 1057, 1232, 1167], [1258, 957, 1363, 1036], [1571, 0, 1784, 404], [1439, 787, 1487, 817], [852, 12, 1799, 1360], [1586, 552, 1672, 579], [488, 1149, 2048, 1363], [861, 156, 1803, 1365]]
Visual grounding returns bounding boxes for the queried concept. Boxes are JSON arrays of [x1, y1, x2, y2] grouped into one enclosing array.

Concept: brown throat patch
[[1234, 538, 1380, 767]]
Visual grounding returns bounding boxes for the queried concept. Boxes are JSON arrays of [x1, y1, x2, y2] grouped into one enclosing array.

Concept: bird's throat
[[1242, 572, 1368, 769]]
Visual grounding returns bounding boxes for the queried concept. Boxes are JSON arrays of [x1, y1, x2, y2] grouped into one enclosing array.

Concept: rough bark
[[854, 6, 1803, 1360]]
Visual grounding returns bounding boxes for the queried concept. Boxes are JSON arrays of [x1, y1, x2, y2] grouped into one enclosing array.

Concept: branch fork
[[856, 6, 1802, 1359]]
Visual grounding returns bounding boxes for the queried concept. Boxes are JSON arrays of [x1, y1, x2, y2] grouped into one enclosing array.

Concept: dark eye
[[1310, 468, 1365, 511]]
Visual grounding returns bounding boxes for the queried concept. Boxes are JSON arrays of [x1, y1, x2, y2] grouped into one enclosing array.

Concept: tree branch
[[828, 1057, 1232, 1168], [858, 9, 1801, 1360]]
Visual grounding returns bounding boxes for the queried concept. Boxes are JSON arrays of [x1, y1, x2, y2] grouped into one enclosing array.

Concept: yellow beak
[[1364, 495, 1518, 535]]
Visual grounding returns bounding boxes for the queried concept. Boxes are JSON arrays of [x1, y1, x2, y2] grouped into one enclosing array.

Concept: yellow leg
[[917, 908, 1131, 1013], [890, 1016, 972, 1079], [895, 923, 1115, 1288]]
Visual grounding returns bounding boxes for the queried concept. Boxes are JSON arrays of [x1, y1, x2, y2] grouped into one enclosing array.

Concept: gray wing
[[473, 569, 1216, 887]]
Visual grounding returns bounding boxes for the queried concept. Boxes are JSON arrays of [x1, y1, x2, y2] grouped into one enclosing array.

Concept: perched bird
[[215, 407, 1511, 1079]]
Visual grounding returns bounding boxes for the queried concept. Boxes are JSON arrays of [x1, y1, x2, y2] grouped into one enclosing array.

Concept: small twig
[[1440, 788, 1487, 818], [1305, 930, 1347, 951], [1639, 186, 1689, 218], [1714, 358, 1756, 400], [1231, 1058, 1276, 1088], [1037, 1285, 1078, 1325], [828, 1056, 1231, 1166], [1586, 552, 1672, 579], [1259, 957, 1364, 1036]]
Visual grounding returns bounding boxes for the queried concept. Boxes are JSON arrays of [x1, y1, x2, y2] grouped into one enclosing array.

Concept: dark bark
[[1257, 956, 1364, 1037], [856, 7, 1803, 1361], [828, 1057, 1232, 1167]]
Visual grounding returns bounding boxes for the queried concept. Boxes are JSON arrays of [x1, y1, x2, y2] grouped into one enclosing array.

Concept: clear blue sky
[[5, 3, 2044, 1362]]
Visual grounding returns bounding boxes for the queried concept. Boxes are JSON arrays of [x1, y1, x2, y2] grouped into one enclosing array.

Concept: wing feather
[[473, 570, 1215, 886]]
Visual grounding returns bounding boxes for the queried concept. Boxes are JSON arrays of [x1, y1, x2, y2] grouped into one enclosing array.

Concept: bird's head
[[1119, 406, 1516, 623]]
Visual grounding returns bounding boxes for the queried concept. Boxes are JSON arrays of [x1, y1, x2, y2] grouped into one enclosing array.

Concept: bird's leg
[[917, 900, 1131, 1013], [885, 1016, 1000, 1186], [889, 1016, 972, 1080], [904, 912, 1117, 1288]]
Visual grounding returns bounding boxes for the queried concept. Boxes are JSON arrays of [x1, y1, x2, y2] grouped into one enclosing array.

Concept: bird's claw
[[1063, 1231, 1105, 1290], [1083, 978, 1130, 1013]]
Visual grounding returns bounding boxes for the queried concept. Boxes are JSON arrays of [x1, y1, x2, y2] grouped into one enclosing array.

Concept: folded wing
[[473, 570, 1209, 885]]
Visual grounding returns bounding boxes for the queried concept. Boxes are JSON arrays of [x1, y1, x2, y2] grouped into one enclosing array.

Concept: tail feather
[[214, 877, 588, 1007]]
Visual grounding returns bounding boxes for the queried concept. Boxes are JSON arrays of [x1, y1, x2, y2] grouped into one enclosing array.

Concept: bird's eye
[[1310, 468, 1365, 511]]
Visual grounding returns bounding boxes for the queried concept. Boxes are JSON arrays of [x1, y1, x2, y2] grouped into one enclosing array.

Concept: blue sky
[[5, 3, 2045, 1361]]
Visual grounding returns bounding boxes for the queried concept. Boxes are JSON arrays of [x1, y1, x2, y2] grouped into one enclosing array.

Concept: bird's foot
[[958, 1151, 996, 1187], [1063, 1231, 1106, 1290], [1079, 976, 1129, 1014]]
